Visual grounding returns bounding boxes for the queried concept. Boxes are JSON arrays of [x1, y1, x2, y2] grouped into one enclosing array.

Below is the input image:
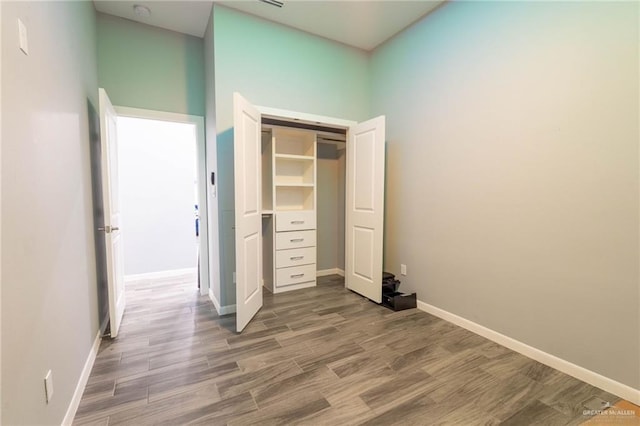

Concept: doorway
[[114, 107, 210, 295]]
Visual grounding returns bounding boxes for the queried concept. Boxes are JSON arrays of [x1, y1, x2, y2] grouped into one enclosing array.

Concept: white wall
[[316, 144, 346, 272], [371, 1, 639, 389], [317, 158, 339, 271], [1, 1, 100, 423], [204, 9, 222, 307], [118, 117, 198, 276]]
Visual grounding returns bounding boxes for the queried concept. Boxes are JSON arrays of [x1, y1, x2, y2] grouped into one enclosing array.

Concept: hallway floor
[[74, 274, 622, 425]]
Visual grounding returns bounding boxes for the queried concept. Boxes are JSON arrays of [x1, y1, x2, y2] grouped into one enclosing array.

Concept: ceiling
[[94, 1, 214, 38], [93, 1, 445, 51]]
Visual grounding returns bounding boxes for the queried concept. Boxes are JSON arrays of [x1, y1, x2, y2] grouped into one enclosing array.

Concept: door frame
[[114, 106, 211, 296], [256, 105, 357, 289], [257, 106, 357, 130]]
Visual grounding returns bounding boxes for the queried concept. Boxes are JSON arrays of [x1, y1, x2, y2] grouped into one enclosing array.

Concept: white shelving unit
[[262, 127, 317, 293]]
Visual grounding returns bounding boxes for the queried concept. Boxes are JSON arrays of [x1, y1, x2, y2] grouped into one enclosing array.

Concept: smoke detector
[[133, 4, 151, 18]]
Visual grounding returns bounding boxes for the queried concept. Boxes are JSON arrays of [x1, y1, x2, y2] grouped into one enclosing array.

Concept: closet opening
[[233, 93, 386, 332], [259, 121, 348, 295]]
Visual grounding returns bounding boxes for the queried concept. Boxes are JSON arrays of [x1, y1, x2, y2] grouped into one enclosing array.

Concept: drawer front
[[275, 247, 316, 269], [276, 264, 316, 287], [276, 230, 316, 250], [276, 211, 316, 232]]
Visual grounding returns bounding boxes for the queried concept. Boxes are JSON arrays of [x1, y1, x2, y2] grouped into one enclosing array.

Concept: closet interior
[[260, 121, 347, 293]]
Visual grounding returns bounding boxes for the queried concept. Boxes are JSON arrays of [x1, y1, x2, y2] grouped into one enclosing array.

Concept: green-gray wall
[[97, 13, 205, 116], [371, 1, 639, 389], [1, 1, 100, 423], [213, 5, 370, 306], [204, 9, 222, 308]]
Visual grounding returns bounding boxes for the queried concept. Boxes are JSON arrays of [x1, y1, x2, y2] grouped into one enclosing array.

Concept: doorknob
[[97, 225, 120, 233]]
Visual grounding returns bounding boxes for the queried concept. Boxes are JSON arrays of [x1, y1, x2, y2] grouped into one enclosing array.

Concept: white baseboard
[[316, 268, 345, 277], [62, 331, 101, 426], [208, 288, 236, 315], [124, 267, 197, 283], [416, 300, 640, 405]]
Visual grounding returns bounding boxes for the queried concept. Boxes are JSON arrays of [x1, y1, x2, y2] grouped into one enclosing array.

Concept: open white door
[[98, 88, 126, 338], [346, 116, 386, 303], [233, 93, 263, 332]]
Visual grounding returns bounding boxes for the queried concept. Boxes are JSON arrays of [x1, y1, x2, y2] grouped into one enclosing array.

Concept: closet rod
[[262, 117, 347, 135]]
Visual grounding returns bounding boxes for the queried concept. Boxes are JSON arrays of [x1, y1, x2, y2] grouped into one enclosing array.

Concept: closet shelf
[[275, 183, 314, 187], [275, 206, 315, 212], [274, 154, 314, 161]]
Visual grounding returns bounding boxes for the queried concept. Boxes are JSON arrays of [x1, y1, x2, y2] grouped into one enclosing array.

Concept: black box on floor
[[382, 292, 417, 311]]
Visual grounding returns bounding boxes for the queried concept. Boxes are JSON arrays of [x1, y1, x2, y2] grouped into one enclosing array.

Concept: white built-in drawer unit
[[275, 230, 316, 250], [268, 127, 318, 292], [276, 264, 316, 287], [276, 210, 316, 232], [275, 247, 316, 269]]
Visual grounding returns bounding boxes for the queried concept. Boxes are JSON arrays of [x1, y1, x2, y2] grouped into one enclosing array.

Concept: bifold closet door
[[346, 116, 386, 303], [233, 93, 263, 332]]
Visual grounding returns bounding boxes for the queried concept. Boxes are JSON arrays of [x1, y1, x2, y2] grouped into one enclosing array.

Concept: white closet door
[[234, 93, 263, 332], [346, 116, 385, 303]]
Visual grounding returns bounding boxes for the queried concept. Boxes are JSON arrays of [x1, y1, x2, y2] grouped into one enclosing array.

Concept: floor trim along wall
[[209, 288, 236, 315], [62, 331, 102, 426], [124, 267, 197, 283], [416, 300, 640, 405], [316, 268, 345, 277]]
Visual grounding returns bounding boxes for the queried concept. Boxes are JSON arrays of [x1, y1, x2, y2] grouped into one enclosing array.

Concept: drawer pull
[[290, 256, 304, 261], [291, 220, 304, 224], [290, 238, 304, 243], [290, 273, 305, 278]]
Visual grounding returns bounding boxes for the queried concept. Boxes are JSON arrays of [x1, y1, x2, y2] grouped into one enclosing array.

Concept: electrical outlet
[[401, 264, 407, 276], [44, 370, 53, 404]]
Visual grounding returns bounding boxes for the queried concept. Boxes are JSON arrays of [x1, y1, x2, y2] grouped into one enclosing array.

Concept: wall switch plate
[[18, 18, 29, 55], [401, 264, 407, 276], [44, 370, 53, 403]]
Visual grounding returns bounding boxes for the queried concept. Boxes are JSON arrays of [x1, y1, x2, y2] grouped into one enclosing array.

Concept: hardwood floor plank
[[74, 384, 148, 423], [108, 382, 221, 425], [318, 364, 397, 406], [80, 377, 115, 400], [225, 324, 291, 348], [501, 399, 573, 426], [227, 390, 331, 426], [360, 390, 439, 425], [236, 342, 311, 373], [157, 391, 257, 425], [327, 345, 396, 379], [388, 342, 450, 373], [537, 372, 620, 418], [206, 338, 282, 367], [215, 360, 303, 399], [296, 396, 374, 425], [360, 370, 438, 412], [72, 417, 110, 426], [251, 365, 339, 408]]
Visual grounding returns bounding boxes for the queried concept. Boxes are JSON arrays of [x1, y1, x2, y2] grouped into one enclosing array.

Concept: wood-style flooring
[[74, 273, 621, 425]]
